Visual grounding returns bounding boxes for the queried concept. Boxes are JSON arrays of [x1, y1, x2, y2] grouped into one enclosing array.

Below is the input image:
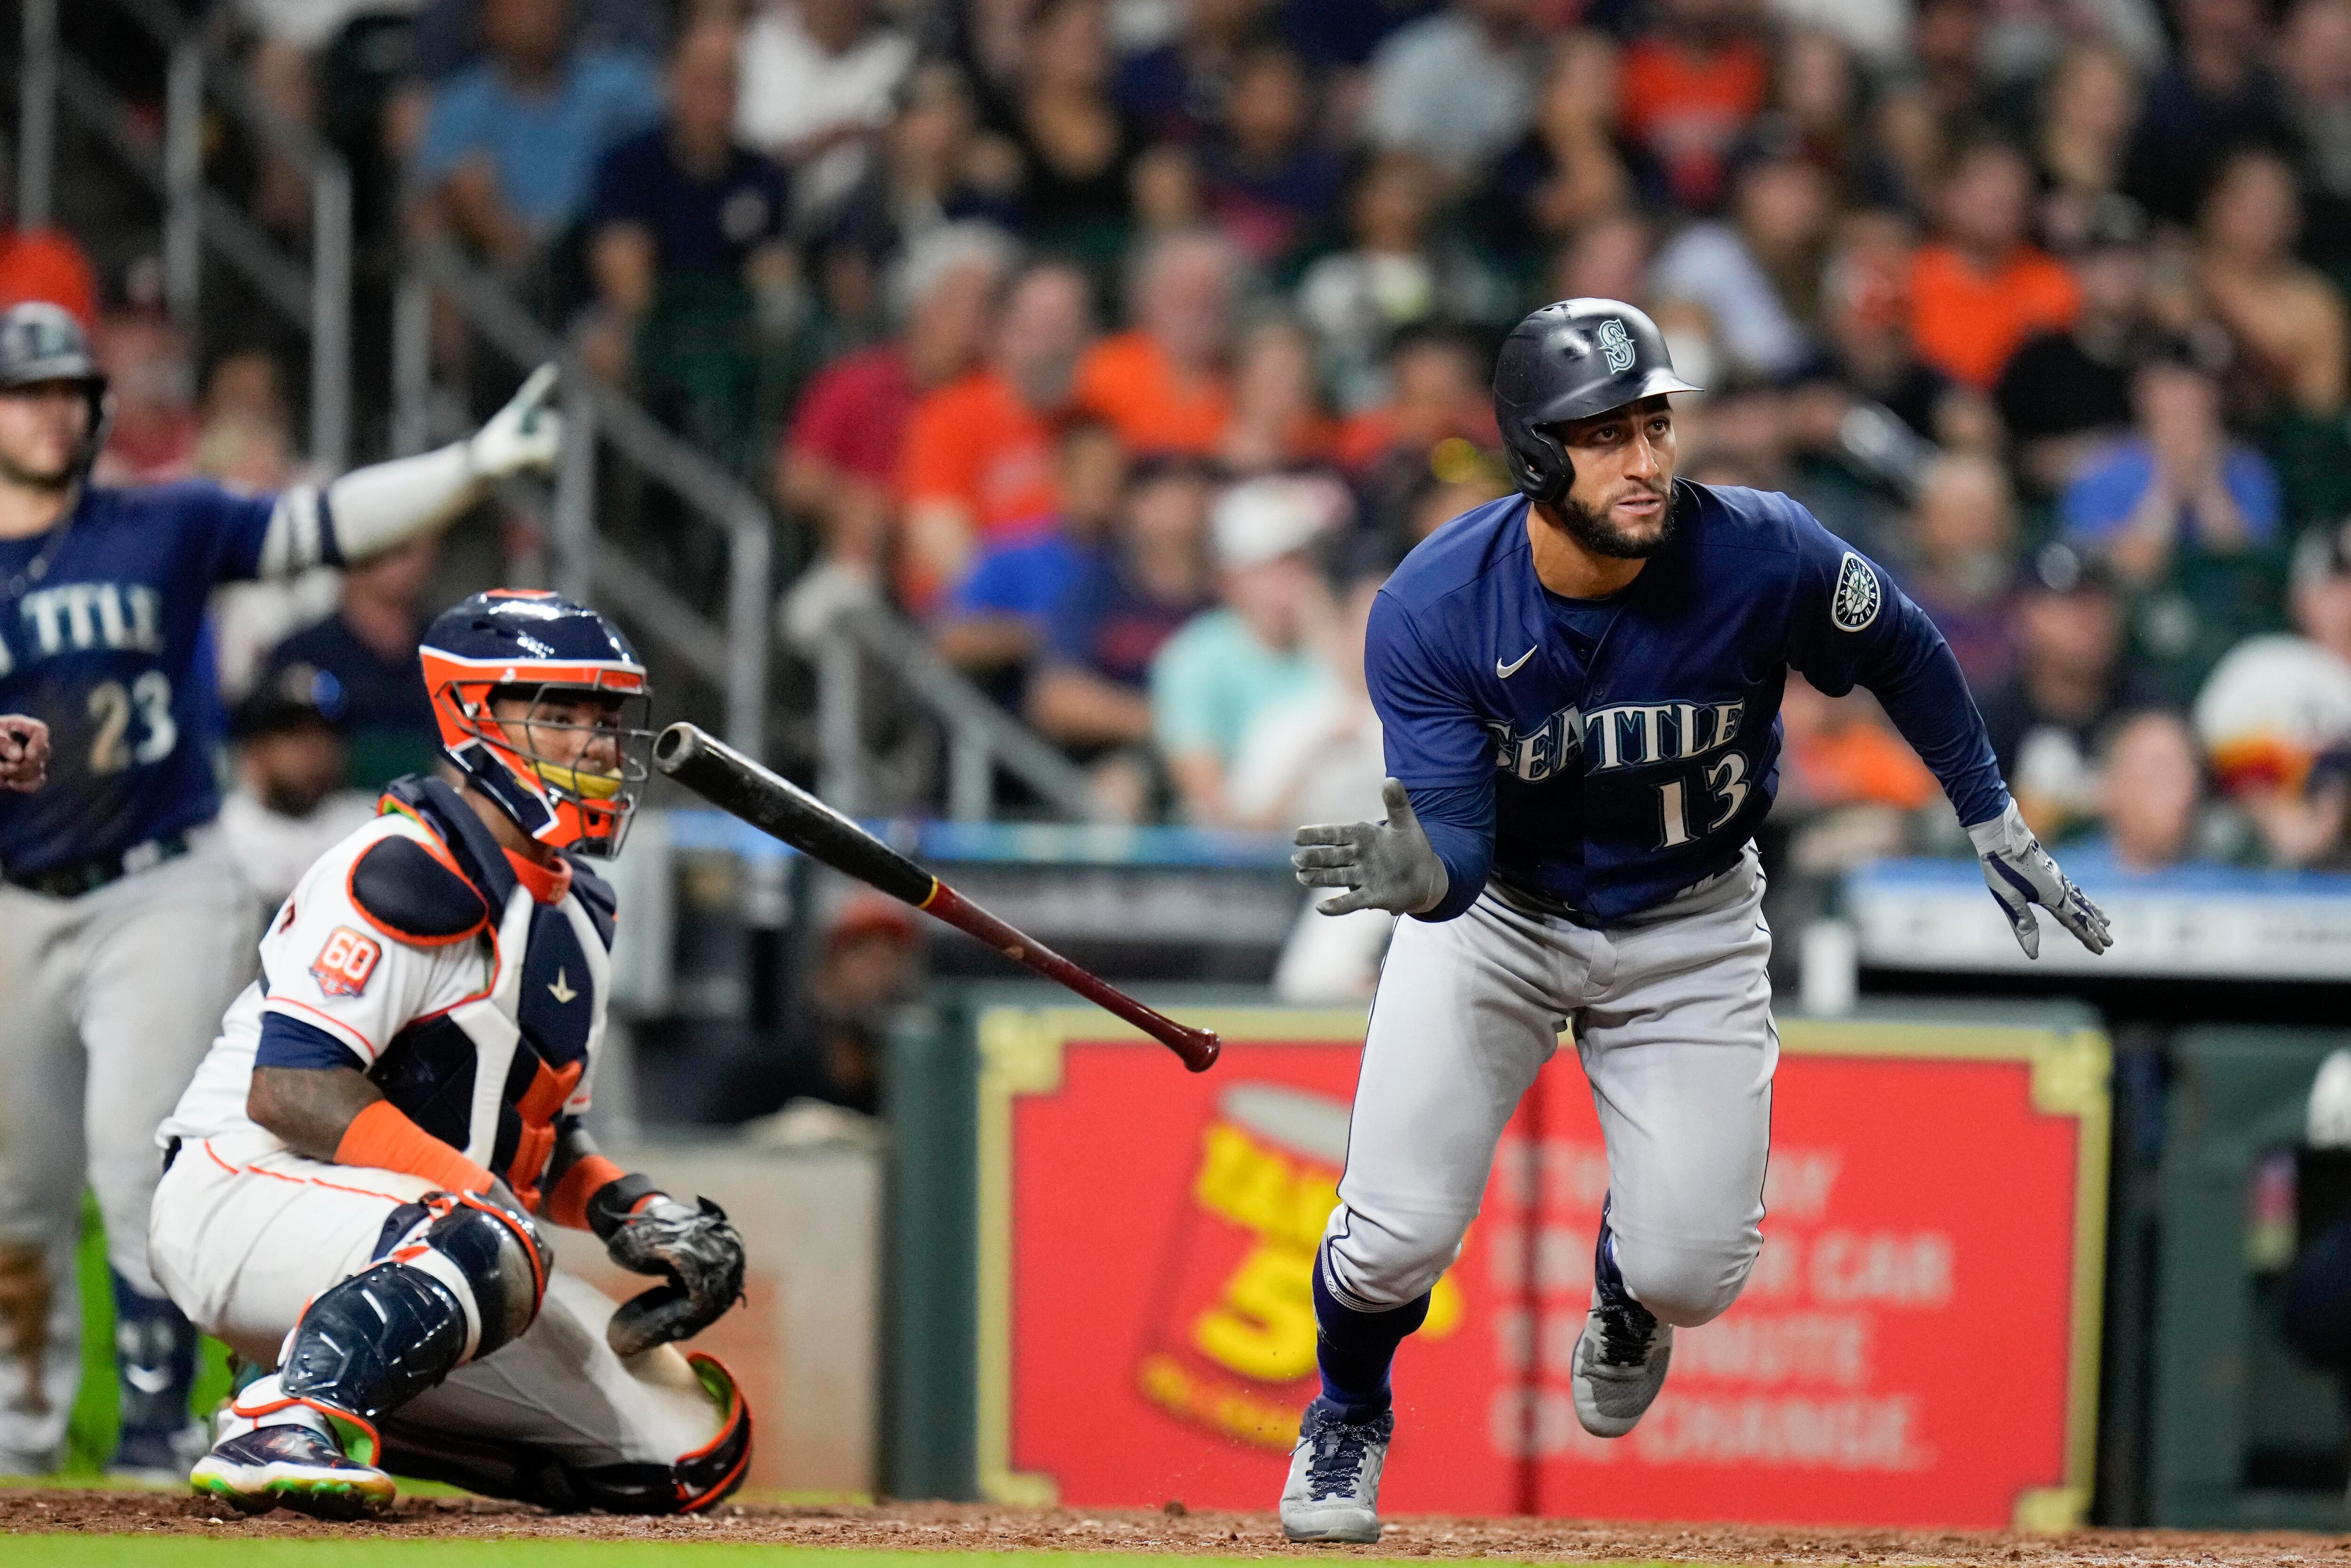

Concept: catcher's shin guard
[[378, 1352, 753, 1515], [241, 1193, 549, 1454]]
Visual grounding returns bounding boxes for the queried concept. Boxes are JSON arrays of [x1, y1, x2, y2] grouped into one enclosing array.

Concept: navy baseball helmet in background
[[1492, 299, 1700, 505], [0, 301, 111, 474]]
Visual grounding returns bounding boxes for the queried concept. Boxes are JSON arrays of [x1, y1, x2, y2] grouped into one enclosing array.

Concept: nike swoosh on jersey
[[1497, 646, 1538, 678]]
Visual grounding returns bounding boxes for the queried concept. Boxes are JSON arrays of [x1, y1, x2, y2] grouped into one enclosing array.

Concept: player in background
[[0, 300, 563, 1479], [151, 591, 750, 1518], [0, 714, 46, 791], [1278, 300, 2110, 1543]]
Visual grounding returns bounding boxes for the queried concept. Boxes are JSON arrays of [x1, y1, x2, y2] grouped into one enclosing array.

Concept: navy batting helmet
[[0, 302, 110, 475], [1492, 299, 1699, 505], [420, 590, 654, 858]]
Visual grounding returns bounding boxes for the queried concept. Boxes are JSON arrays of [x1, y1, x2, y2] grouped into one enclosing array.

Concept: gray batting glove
[[1968, 801, 2111, 959], [1293, 779, 1449, 917], [466, 362, 562, 480]]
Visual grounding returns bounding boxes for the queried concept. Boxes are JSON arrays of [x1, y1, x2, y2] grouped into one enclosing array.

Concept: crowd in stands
[[25, 0, 2351, 895]]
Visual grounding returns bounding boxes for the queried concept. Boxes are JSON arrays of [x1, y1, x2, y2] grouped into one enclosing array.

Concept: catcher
[[149, 590, 750, 1517]]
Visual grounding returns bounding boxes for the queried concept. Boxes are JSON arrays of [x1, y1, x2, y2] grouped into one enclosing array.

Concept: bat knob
[[1186, 1030, 1222, 1073]]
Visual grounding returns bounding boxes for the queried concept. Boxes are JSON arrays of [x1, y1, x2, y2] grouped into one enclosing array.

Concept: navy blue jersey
[[1370, 481, 2008, 921], [0, 482, 293, 876]]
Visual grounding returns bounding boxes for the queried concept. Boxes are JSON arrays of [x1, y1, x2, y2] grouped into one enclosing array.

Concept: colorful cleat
[[190, 1423, 396, 1519]]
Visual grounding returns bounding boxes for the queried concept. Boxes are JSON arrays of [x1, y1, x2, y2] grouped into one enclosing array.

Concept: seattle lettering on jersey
[[1487, 698, 1746, 783], [0, 583, 166, 674]]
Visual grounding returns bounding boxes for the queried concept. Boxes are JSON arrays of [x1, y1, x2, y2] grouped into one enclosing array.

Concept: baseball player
[[150, 590, 751, 1518], [1278, 300, 2110, 1543], [0, 299, 564, 1478]]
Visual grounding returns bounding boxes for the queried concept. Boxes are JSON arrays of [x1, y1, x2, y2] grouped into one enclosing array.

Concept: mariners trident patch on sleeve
[[310, 927, 383, 997], [1831, 552, 1881, 632]]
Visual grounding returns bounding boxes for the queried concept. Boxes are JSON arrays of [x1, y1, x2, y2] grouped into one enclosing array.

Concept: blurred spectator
[[402, 0, 665, 84], [412, 0, 663, 272], [1480, 34, 1655, 279], [193, 347, 305, 493], [0, 141, 98, 324], [782, 223, 1012, 605], [1030, 455, 1217, 815], [1996, 195, 2152, 493], [2282, 0, 2351, 260], [1153, 474, 1349, 824], [583, 21, 796, 381], [1977, 544, 2173, 837], [216, 668, 379, 908], [1283, 0, 1440, 73], [1297, 152, 1511, 411], [1130, 142, 1211, 242], [986, 0, 1148, 265], [1978, 0, 2166, 86], [1199, 42, 1345, 268], [1117, 0, 1271, 143], [1909, 138, 2081, 391], [1766, 0, 1908, 70], [1547, 208, 1653, 311], [1362, 0, 1543, 187], [1899, 453, 2020, 690], [91, 311, 198, 486], [1789, 206, 1996, 468], [2063, 339, 2281, 585], [1076, 228, 1237, 451], [820, 63, 1025, 269], [2193, 520, 2351, 859], [1776, 679, 1938, 815], [782, 892, 922, 1116], [262, 540, 444, 790], [901, 258, 1097, 608], [1768, 28, 1893, 203], [1229, 565, 1397, 1002], [2092, 708, 2212, 870], [1618, 0, 1772, 212], [1649, 132, 1835, 382], [1340, 325, 1499, 540], [936, 418, 1128, 681], [2197, 148, 2349, 418], [1218, 316, 1339, 473], [735, 0, 914, 224], [2122, 0, 2294, 226], [2033, 40, 2142, 254]]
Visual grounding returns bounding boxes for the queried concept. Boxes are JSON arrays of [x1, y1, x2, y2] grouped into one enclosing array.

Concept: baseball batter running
[[0, 300, 563, 1478], [1277, 299, 2110, 1543], [150, 590, 750, 1517]]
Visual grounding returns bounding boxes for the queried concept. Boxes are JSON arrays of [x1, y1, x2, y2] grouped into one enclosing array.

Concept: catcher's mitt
[[603, 1196, 746, 1357]]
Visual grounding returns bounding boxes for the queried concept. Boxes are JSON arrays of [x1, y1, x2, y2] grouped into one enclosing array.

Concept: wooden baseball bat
[[652, 723, 1221, 1073]]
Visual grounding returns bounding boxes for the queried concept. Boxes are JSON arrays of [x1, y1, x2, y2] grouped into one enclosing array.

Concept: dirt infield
[[3, 1489, 2347, 1564]]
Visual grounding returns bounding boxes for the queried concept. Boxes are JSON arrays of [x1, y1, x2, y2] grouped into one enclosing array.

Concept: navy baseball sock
[[110, 1269, 198, 1458], [1311, 1257, 1430, 1421]]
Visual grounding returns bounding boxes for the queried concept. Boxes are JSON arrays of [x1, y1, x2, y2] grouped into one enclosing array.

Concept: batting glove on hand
[[1292, 779, 1449, 916], [466, 362, 562, 481], [1969, 801, 2112, 959], [603, 1196, 747, 1357], [0, 716, 49, 794]]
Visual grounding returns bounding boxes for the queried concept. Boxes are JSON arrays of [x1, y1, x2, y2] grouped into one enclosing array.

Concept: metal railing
[[18, 0, 353, 470]]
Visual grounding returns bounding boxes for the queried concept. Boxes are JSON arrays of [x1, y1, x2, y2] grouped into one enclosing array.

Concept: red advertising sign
[[977, 1010, 2107, 1530]]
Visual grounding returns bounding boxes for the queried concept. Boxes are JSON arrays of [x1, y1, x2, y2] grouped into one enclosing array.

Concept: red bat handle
[[922, 882, 1222, 1072]]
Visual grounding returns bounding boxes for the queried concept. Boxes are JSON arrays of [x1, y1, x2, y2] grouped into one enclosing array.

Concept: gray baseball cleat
[[1571, 1216, 1673, 1438], [1279, 1396, 1394, 1544]]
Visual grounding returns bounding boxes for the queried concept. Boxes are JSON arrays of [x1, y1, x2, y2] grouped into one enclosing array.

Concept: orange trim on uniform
[[501, 1056, 584, 1211], [334, 1101, 496, 1195], [676, 1351, 753, 1513], [344, 827, 487, 947], [455, 1190, 547, 1303], [198, 1140, 420, 1204], [545, 1153, 626, 1230], [230, 1391, 383, 1467], [503, 848, 573, 906]]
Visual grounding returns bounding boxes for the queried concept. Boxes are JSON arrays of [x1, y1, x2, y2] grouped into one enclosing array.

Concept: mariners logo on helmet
[[1598, 319, 1636, 373], [1831, 552, 1881, 632]]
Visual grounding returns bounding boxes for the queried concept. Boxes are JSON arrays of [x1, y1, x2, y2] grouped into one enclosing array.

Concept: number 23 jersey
[[1368, 480, 2007, 922], [0, 481, 283, 877]]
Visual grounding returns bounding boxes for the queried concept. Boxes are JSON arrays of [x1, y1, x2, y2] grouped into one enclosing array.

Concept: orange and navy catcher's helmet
[[418, 590, 652, 858]]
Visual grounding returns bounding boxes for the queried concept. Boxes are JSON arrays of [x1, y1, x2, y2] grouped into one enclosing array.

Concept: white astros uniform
[[149, 808, 722, 1471]]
